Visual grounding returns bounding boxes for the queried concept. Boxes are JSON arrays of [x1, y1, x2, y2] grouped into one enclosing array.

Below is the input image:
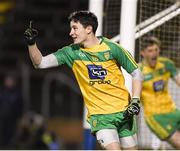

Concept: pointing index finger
[[29, 20, 33, 29]]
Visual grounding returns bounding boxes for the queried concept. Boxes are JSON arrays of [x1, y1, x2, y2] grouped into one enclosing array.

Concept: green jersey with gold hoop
[[54, 37, 138, 117]]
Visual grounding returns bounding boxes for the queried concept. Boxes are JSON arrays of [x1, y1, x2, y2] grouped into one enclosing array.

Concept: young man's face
[[141, 44, 160, 68], [69, 20, 91, 45]]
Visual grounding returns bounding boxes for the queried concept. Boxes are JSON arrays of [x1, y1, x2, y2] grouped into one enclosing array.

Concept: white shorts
[[96, 129, 137, 148]]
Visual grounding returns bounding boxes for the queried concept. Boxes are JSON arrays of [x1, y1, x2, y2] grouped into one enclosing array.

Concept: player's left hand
[[24, 21, 38, 46], [123, 97, 140, 118]]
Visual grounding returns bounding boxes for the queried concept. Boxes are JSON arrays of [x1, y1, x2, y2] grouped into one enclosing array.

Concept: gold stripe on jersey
[[114, 43, 138, 68], [81, 42, 110, 52], [72, 60, 129, 117], [146, 116, 169, 139]]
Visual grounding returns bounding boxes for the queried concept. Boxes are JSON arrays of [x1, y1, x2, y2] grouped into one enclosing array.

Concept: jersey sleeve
[[53, 46, 74, 67], [111, 43, 138, 73], [163, 58, 178, 78], [53, 46, 68, 65]]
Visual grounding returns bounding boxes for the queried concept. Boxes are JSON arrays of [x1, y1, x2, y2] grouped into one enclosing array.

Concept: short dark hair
[[141, 36, 161, 51], [68, 10, 98, 34]]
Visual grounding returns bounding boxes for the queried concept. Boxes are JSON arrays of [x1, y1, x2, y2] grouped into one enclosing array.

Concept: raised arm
[[27, 44, 42, 68], [24, 21, 58, 69]]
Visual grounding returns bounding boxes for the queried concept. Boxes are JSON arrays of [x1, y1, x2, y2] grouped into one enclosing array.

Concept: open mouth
[[149, 57, 158, 67], [151, 57, 157, 61]]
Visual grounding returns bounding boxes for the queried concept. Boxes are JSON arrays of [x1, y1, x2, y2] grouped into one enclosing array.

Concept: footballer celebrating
[[139, 36, 180, 149], [24, 10, 142, 150]]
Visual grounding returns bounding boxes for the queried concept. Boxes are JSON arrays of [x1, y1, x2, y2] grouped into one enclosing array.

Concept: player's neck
[[143, 59, 157, 69], [82, 35, 100, 48]]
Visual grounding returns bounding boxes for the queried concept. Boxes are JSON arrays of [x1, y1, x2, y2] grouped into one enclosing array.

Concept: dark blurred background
[[0, 0, 88, 149]]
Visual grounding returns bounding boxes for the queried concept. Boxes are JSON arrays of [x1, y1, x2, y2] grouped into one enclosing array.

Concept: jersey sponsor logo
[[89, 80, 111, 86], [103, 52, 110, 60], [144, 73, 153, 81], [153, 80, 165, 92], [87, 65, 107, 79], [144, 68, 167, 81], [87, 65, 111, 86], [78, 52, 86, 57]]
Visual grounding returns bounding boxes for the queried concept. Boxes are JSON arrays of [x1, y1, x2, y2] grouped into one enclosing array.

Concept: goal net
[[104, 0, 180, 149]]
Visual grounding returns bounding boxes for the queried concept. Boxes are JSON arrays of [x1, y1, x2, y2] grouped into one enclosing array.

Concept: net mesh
[[137, 0, 180, 67], [103, 0, 121, 38]]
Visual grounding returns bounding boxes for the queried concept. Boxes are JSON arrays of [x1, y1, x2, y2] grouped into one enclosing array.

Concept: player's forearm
[[132, 79, 142, 98], [28, 43, 42, 68], [174, 73, 180, 86], [131, 68, 143, 98]]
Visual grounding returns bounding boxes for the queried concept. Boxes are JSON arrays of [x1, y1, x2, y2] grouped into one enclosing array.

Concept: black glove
[[123, 97, 140, 118], [24, 21, 38, 45]]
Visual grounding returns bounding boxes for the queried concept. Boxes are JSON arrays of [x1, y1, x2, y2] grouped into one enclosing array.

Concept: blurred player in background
[[24, 10, 142, 150], [139, 36, 180, 149]]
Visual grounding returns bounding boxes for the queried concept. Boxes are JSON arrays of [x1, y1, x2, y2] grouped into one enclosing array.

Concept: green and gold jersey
[[54, 37, 138, 117], [139, 57, 178, 116]]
